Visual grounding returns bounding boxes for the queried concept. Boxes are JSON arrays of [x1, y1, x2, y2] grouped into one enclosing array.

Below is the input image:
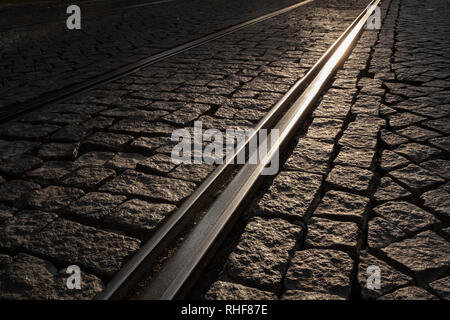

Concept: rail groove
[[97, 0, 381, 300]]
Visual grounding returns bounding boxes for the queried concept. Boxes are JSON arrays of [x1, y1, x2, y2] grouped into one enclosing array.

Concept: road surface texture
[[0, 0, 449, 300], [203, 0, 450, 300], [0, 0, 303, 109]]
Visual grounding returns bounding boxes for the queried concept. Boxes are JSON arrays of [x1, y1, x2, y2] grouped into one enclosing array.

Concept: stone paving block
[[0, 210, 57, 251], [83, 132, 133, 152], [312, 101, 350, 119], [227, 217, 302, 292], [49, 113, 91, 125], [420, 188, 449, 219], [381, 231, 450, 282], [0, 155, 43, 176], [64, 192, 127, 224], [304, 118, 344, 143], [83, 116, 115, 130], [423, 118, 450, 134], [24, 218, 140, 278], [358, 251, 412, 300], [429, 276, 450, 300], [105, 152, 147, 171], [338, 132, 378, 149], [388, 112, 426, 128], [0, 204, 15, 224], [396, 126, 441, 142], [380, 129, 409, 147], [334, 147, 375, 169], [137, 153, 177, 174], [165, 104, 210, 126], [419, 159, 450, 180], [325, 165, 373, 195], [25, 161, 75, 186], [168, 163, 215, 183], [197, 115, 253, 131], [351, 96, 381, 116], [129, 136, 173, 153], [281, 290, 344, 300], [104, 198, 176, 237], [74, 152, 115, 168], [205, 281, 277, 300], [0, 253, 104, 300], [99, 106, 144, 118], [373, 201, 439, 236], [394, 142, 441, 163], [62, 166, 116, 189], [52, 103, 107, 115], [429, 136, 450, 152], [305, 217, 360, 253], [414, 105, 449, 119], [0, 122, 60, 140], [111, 119, 175, 136], [374, 177, 411, 202], [21, 186, 84, 212], [380, 150, 410, 172], [99, 169, 196, 203], [379, 105, 396, 117], [389, 163, 445, 192], [38, 142, 79, 160], [367, 216, 407, 249], [313, 190, 369, 223], [251, 170, 322, 220], [284, 249, 353, 299], [0, 180, 41, 205], [0, 140, 40, 159], [283, 138, 334, 175], [378, 286, 438, 300], [50, 124, 90, 142]]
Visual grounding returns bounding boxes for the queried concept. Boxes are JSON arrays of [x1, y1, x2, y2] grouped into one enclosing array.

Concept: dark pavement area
[[0, 0, 304, 109]]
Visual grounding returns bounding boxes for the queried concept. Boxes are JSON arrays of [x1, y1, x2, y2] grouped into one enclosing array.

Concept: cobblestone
[[205, 281, 277, 300], [63, 192, 127, 224], [227, 217, 302, 292], [250, 170, 322, 220], [382, 231, 450, 282], [312, 190, 369, 223], [24, 219, 140, 278], [284, 249, 353, 299], [429, 276, 450, 300], [358, 251, 411, 299], [21, 186, 84, 212], [99, 170, 196, 203], [0, 253, 104, 300], [378, 286, 437, 300], [373, 201, 439, 236], [325, 165, 374, 195], [305, 218, 360, 253], [104, 199, 177, 237]]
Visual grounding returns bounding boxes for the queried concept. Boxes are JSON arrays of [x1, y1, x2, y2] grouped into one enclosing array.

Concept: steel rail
[[0, 0, 315, 122], [97, 0, 379, 300], [138, 0, 381, 300]]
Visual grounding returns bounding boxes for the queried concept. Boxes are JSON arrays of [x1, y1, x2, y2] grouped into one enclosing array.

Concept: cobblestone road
[[0, 0, 373, 299], [205, 0, 450, 300], [0, 0, 303, 109]]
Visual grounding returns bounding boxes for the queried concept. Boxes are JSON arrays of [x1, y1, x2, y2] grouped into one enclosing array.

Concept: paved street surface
[[0, 0, 449, 300], [0, 0, 302, 109], [204, 0, 450, 300]]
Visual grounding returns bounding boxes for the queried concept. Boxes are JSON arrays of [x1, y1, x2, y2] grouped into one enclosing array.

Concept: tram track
[[95, 0, 382, 300]]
